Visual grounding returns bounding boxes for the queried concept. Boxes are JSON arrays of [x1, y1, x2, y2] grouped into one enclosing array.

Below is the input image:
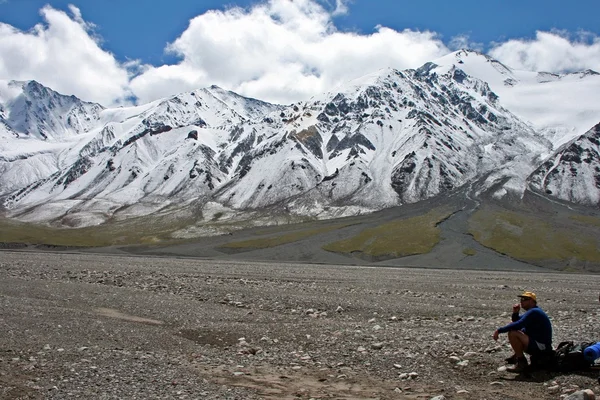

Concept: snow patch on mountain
[[1, 50, 600, 229], [0, 80, 104, 140], [432, 50, 600, 148], [528, 122, 600, 206]]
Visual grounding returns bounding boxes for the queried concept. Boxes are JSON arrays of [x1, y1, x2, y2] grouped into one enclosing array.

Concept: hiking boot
[[505, 354, 517, 365], [506, 357, 528, 373]]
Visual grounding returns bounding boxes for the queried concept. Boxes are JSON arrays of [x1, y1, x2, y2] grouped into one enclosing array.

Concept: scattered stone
[[2, 252, 598, 399], [484, 345, 502, 353], [563, 390, 596, 400]]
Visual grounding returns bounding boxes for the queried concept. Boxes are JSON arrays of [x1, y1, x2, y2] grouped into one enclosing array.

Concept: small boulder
[[564, 390, 595, 400]]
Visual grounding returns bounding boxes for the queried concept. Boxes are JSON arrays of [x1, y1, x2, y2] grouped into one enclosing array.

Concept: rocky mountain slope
[[529, 122, 600, 205], [1, 50, 599, 229], [0, 80, 104, 141]]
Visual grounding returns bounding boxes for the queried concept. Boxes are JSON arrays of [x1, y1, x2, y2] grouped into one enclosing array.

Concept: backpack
[[553, 341, 594, 372]]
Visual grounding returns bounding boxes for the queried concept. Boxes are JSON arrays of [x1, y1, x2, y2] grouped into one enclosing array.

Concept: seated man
[[493, 291, 553, 372]]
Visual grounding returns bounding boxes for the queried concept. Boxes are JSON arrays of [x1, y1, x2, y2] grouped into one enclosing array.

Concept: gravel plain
[[1, 250, 599, 399]]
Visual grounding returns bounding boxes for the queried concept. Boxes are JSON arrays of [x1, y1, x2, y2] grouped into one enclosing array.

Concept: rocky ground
[[1, 250, 599, 399]]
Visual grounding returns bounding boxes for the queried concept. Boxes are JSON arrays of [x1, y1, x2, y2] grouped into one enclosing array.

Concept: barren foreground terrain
[[1, 251, 599, 399]]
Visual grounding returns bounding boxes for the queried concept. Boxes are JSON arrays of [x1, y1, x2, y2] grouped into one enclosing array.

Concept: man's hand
[[512, 303, 520, 313], [493, 330, 499, 341]]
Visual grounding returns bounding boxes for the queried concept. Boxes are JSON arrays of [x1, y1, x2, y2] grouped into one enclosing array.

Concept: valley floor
[[1, 251, 599, 399]]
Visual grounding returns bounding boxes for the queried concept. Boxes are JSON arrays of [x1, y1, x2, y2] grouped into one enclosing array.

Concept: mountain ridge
[[1, 49, 599, 231]]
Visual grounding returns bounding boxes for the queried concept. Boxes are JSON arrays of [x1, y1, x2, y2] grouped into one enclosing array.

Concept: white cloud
[[448, 34, 483, 52], [0, 5, 131, 106], [332, 0, 350, 16], [130, 0, 449, 104], [489, 31, 600, 73]]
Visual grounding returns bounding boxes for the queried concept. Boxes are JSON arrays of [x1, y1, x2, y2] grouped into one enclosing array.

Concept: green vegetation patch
[[570, 215, 600, 227], [322, 208, 453, 258], [0, 213, 194, 247], [219, 223, 354, 250], [0, 205, 336, 248], [462, 248, 477, 256], [469, 209, 600, 262]]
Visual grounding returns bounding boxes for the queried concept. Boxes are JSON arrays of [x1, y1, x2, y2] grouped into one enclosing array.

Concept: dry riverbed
[[1, 251, 599, 399]]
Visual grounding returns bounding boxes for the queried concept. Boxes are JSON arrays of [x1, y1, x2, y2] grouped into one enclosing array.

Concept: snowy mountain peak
[[0, 79, 104, 140], [201, 85, 282, 120], [429, 50, 600, 147], [431, 50, 516, 86]]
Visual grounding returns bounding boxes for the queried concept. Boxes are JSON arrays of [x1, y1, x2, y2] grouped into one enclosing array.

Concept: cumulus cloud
[[0, 5, 132, 106], [129, 0, 449, 104], [489, 31, 600, 73]]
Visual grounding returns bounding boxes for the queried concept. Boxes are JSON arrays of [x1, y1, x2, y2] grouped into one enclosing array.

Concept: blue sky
[[1, 0, 600, 106]]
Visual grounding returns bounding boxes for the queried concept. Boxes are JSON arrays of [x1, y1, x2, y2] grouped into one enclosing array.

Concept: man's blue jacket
[[498, 306, 552, 348]]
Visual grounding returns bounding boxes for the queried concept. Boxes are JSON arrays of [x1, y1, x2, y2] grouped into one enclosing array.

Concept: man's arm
[[493, 304, 524, 340], [498, 308, 533, 333], [511, 303, 520, 322]]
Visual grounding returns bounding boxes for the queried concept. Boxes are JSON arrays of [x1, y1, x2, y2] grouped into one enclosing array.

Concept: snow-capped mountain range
[[1, 50, 599, 228]]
